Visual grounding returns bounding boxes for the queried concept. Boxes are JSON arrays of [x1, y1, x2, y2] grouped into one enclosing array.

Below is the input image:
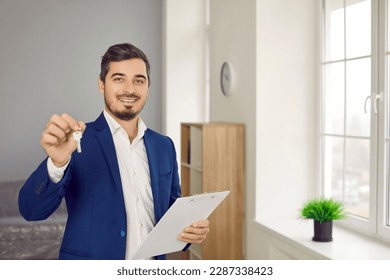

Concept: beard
[[104, 94, 146, 121]]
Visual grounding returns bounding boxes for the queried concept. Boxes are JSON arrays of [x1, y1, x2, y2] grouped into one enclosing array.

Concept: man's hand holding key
[[40, 113, 86, 168]]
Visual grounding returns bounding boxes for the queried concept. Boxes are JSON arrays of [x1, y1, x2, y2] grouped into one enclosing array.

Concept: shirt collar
[[103, 110, 147, 139]]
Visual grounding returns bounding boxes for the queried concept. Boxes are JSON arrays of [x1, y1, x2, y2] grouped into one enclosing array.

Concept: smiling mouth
[[117, 94, 139, 104]]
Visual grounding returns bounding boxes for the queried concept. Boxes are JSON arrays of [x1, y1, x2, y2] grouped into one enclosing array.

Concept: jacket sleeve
[[18, 157, 71, 221], [169, 138, 181, 206]]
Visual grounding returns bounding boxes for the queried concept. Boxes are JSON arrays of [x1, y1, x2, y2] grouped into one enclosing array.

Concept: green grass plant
[[300, 198, 346, 223]]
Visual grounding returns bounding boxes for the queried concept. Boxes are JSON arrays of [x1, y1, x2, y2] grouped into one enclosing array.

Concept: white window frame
[[320, 0, 390, 241], [377, 0, 390, 239]]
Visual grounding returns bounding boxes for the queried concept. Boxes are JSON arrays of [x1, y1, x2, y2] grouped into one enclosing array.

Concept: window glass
[[325, 0, 344, 61], [346, 0, 371, 58], [324, 62, 345, 135], [323, 0, 373, 226], [346, 58, 371, 137], [345, 138, 370, 219], [323, 136, 344, 198]]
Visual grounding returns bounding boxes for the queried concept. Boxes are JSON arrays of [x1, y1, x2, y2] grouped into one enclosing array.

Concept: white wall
[[209, 0, 319, 259], [250, 0, 320, 259], [163, 0, 207, 154], [256, 0, 319, 220], [0, 0, 163, 181], [209, 0, 257, 258]]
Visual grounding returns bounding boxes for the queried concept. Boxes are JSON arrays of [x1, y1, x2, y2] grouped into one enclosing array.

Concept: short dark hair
[[100, 43, 151, 86]]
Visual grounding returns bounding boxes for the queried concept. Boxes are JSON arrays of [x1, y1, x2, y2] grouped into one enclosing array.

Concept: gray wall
[[0, 0, 162, 181]]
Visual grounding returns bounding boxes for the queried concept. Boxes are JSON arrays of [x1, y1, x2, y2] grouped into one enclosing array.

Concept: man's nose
[[125, 81, 136, 93]]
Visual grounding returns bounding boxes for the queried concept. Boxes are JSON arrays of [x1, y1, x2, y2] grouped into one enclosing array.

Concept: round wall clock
[[220, 61, 236, 96]]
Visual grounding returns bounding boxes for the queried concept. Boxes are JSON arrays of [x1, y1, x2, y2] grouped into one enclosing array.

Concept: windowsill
[[254, 218, 390, 259]]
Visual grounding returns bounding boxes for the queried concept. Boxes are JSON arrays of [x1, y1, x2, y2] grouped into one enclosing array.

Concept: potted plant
[[300, 198, 346, 242]]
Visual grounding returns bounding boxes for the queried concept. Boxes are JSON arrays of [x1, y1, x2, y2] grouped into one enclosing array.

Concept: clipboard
[[131, 190, 230, 260]]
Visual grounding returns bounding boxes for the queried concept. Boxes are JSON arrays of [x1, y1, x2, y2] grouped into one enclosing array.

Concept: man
[[18, 43, 209, 260]]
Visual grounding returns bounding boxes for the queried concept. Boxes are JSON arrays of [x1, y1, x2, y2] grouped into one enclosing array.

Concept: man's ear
[[98, 78, 104, 95]]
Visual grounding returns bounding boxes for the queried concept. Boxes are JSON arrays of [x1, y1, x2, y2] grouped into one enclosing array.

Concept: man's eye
[[134, 79, 145, 85], [114, 77, 124, 82]]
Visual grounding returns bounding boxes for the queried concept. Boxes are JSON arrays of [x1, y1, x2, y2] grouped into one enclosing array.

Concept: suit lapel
[[93, 113, 123, 197], [92, 115, 161, 221]]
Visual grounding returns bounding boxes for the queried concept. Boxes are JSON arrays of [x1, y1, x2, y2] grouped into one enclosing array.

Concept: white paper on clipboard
[[131, 190, 230, 260]]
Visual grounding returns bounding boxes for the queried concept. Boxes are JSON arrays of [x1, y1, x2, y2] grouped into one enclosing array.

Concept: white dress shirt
[[47, 111, 155, 259]]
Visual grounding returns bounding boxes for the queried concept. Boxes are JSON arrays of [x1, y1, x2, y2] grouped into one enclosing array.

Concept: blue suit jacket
[[18, 113, 181, 260]]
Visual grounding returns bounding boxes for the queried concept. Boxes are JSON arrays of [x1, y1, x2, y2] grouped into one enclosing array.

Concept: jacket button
[[120, 230, 126, 237]]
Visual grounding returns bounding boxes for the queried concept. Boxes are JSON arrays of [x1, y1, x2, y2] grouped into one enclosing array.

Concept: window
[[321, 0, 390, 239]]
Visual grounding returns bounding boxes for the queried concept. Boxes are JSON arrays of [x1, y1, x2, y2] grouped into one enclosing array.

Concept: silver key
[[73, 130, 82, 153]]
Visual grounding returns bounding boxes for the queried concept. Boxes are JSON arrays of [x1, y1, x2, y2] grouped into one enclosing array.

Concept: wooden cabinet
[[180, 123, 244, 260]]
